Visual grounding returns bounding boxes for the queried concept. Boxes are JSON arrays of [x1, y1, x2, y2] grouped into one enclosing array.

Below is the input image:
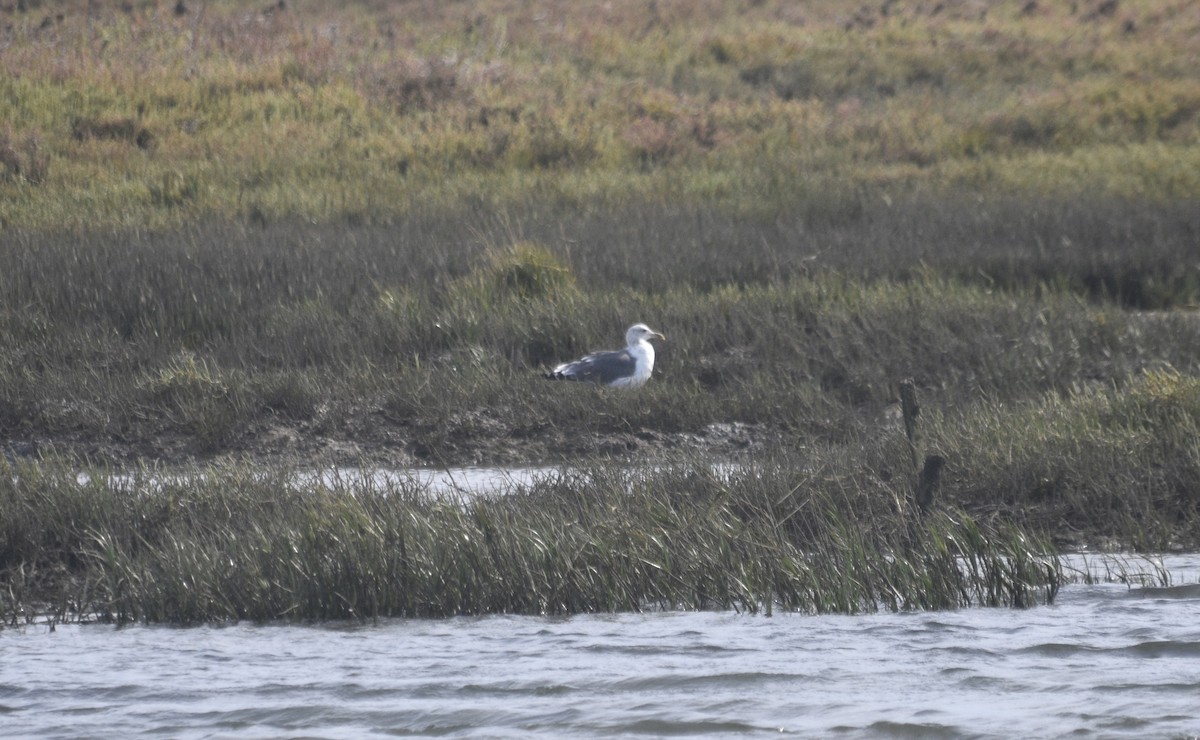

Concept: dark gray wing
[[546, 349, 636, 385]]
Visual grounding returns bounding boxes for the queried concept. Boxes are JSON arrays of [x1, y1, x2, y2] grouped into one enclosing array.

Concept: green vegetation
[[1, 456, 1062, 624], [1, 0, 1197, 230], [3, 206, 1197, 465], [1, 0, 1199, 623]]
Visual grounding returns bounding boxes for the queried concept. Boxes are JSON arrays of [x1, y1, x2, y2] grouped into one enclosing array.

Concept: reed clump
[[0, 127, 49, 185], [0, 456, 1061, 625], [458, 240, 579, 305]]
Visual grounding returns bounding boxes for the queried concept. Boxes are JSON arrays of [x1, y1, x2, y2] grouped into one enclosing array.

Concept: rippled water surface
[[3, 556, 1199, 739]]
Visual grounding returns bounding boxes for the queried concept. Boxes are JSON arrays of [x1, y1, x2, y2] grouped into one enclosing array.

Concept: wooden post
[[915, 455, 945, 513], [898, 379, 920, 472], [898, 379, 945, 514]]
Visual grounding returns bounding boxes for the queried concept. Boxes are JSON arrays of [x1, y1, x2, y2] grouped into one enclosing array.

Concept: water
[[76, 462, 754, 499], [3, 556, 1199, 739], [73, 466, 561, 497], [306, 465, 571, 496]]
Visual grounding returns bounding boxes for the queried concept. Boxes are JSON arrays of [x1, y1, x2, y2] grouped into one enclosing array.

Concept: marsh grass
[[1, 0, 1198, 624], [1, 194, 1198, 472], [4, 364, 1199, 625], [0, 1, 1197, 230], [0, 455, 1062, 625], [927, 369, 1200, 551]]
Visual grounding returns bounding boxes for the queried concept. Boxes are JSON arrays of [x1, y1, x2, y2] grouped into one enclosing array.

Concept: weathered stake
[[899, 379, 944, 514], [899, 378, 920, 471], [915, 455, 945, 513]]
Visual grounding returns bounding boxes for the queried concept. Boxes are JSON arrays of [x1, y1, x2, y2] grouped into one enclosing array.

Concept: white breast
[[609, 340, 655, 387]]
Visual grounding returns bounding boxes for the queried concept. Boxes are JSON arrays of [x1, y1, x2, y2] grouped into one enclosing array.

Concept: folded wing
[[546, 349, 637, 385]]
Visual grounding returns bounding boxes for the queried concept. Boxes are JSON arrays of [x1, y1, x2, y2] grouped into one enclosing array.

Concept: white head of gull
[[545, 323, 666, 388]]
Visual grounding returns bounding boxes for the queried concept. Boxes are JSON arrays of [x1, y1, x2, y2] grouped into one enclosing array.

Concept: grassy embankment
[[1, 1, 1199, 623]]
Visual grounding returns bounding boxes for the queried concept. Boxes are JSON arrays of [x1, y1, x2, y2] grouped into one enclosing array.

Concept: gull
[[544, 323, 666, 388]]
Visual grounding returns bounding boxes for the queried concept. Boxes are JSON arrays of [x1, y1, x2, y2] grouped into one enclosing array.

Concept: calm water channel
[[2, 554, 1198, 738]]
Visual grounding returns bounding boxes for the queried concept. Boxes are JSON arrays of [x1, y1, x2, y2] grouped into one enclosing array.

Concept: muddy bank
[[3, 411, 778, 471]]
